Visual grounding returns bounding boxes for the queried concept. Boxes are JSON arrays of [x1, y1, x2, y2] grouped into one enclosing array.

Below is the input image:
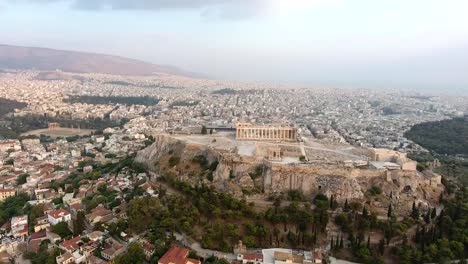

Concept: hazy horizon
[[1, 0, 468, 94]]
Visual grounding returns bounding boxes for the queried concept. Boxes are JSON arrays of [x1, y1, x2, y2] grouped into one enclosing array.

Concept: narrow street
[[173, 233, 237, 261]]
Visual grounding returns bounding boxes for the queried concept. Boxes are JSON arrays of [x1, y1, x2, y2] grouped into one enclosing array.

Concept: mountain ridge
[[0, 44, 200, 78]]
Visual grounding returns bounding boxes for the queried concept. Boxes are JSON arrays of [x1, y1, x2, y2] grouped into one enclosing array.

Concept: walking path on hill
[[174, 233, 237, 260]]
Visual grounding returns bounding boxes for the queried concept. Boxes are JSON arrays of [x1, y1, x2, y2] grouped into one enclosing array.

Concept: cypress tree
[[378, 239, 385, 255], [424, 210, 431, 224], [431, 207, 437, 219], [387, 204, 393, 219], [362, 207, 368, 218], [349, 232, 355, 247], [415, 227, 420, 243], [411, 201, 419, 220]]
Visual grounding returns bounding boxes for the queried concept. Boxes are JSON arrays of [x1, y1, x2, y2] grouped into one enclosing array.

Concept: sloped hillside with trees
[[404, 118, 468, 155]]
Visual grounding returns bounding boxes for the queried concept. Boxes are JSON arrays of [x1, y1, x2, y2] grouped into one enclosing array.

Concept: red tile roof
[[0, 221, 11, 231], [243, 253, 263, 261], [30, 229, 47, 240], [61, 236, 82, 251], [48, 208, 70, 219], [158, 247, 201, 264], [70, 203, 83, 211]]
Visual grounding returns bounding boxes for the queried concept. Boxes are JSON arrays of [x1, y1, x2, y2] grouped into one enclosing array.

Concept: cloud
[[5, 0, 339, 20], [6, 0, 268, 19], [72, 0, 229, 10]]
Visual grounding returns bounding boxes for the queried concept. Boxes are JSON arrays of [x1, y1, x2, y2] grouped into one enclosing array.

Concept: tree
[[387, 204, 393, 219], [299, 155, 306, 162], [431, 207, 437, 219], [127, 197, 161, 233], [0, 193, 30, 226], [28, 203, 45, 231], [362, 207, 369, 218], [205, 256, 229, 264], [114, 242, 146, 264], [16, 173, 29, 185], [411, 201, 419, 220], [73, 211, 86, 236], [424, 211, 431, 224], [378, 239, 385, 255], [51, 222, 72, 239], [168, 156, 181, 167], [344, 199, 350, 212]]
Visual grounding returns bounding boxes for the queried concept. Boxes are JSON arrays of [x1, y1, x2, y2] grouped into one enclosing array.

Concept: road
[[174, 233, 237, 260]]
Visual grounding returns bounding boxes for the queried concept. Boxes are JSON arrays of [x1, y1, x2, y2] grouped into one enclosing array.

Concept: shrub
[[168, 156, 181, 167], [368, 186, 382, 195]]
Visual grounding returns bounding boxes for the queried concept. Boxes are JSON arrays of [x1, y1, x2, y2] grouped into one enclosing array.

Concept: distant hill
[[0, 44, 199, 77], [405, 118, 468, 155]]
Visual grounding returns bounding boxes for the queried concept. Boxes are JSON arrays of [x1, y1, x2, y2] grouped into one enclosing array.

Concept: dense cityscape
[[1, 1, 468, 263], [0, 69, 467, 264]]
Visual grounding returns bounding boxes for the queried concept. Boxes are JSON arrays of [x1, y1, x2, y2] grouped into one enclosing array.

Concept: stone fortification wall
[[263, 163, 421, 201]]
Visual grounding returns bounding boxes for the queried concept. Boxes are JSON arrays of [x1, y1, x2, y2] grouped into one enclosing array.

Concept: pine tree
[[387, 204, 393, 219], [339, 236, 344, 249], [330, 237, 334, 250], [367, 235, 371, 248]]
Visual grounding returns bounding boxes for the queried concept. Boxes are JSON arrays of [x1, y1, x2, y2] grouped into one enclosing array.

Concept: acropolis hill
[[136, 129, 444, 215]]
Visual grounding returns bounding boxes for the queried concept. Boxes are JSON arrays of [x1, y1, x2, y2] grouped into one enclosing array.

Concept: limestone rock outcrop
[[136, 135, 443, 211]]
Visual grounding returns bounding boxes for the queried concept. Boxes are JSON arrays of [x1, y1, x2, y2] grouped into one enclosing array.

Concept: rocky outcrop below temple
[[136, 135, 444, 212]]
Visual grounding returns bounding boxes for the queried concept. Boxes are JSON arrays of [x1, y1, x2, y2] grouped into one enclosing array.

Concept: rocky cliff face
[[136, 135, 443, 211], [135, 135, 187, 170]]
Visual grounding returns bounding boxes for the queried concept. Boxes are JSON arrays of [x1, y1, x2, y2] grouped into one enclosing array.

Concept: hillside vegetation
[[64, 95, 159, 106], [0, 97, 27, 117], [404, 118, 468, 155]]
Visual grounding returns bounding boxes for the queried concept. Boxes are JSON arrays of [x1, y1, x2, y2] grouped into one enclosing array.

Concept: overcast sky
[[1, 0, 468, 93]]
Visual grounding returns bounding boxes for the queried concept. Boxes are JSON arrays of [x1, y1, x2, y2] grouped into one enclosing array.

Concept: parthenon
[[236, 122, 298, 141]]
